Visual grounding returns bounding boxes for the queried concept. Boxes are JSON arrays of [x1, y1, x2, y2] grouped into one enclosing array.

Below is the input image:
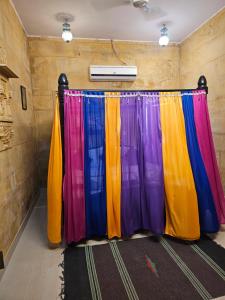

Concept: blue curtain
[[84, 91, 107, 238], [182, 92, 219, 232]]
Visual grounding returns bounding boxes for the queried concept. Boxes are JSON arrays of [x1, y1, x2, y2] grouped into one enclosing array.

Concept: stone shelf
[[0, 64, 18, 78]]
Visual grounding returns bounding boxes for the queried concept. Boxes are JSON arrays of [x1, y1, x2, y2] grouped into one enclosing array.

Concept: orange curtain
[[47, 96, 62, 244], [160, 92, 200, 240], [105, 92, 121, 238]]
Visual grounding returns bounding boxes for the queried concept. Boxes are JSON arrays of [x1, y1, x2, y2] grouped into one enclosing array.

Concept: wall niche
[[0, 45, 18, 151]]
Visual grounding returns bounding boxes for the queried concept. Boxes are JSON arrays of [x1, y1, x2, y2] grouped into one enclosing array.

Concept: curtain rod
[[57, 73, 208, 177], [63, 91, 206, 98], [64, 88, 203, 93]]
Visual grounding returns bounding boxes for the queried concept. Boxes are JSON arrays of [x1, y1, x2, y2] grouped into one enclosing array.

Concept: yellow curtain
[[160, 92, 200, 240], [47, 96, 62, 244], [105, 92, 121, 238]]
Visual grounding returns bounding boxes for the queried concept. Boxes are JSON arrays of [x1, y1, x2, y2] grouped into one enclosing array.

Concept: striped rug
[[63, 236, 225, 300]]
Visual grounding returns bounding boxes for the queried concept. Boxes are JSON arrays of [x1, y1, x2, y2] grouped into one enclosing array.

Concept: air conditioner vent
[[89, 65, 137, 82]]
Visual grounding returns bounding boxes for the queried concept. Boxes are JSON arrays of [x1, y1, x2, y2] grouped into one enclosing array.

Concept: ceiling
[[12, 0, 225, 43]]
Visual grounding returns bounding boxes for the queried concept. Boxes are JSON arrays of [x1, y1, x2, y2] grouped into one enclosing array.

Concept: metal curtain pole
[[58, 73, 69, 175], [57, 73, 208, 173]]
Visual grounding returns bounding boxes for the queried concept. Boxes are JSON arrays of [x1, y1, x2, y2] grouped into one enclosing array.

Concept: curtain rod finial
[[58, 73, 69, 86], [198, 75, 208, 94]]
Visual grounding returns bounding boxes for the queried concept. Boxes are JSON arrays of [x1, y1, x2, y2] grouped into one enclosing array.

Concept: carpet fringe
[[59, 251, 66, 299]]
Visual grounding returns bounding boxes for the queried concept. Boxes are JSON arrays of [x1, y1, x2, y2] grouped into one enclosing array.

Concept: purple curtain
[[121, 92, 164, 236], [121, 93, 141, 236], [141, 93, 165, 234], [64, 91, 86, 243]]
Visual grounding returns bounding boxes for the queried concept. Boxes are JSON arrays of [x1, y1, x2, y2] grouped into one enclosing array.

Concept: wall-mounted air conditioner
[[89, 65, 137, 81]]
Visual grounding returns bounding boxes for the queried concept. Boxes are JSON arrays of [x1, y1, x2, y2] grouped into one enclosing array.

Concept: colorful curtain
[[48, 89, 223, 243], [182, 92, 219, 232], [193, 92, 225, 224], [105, 92, 121, 238], [64, 92, 86, 243], [140, 93, 164, 234], [84, 91, 107, 238], [120, 92, 164, 236], [120, 93, 142, 236], [160, 92, 200, 240], [47, 96, 62, 244]]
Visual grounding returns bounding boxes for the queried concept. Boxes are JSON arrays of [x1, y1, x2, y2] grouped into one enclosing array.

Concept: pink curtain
[[64, 91, 86, 243], [193, 91, 225, 224]]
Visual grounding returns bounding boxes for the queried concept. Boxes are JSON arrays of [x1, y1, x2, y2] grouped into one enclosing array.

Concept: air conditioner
[[89, 65, 137, 81]]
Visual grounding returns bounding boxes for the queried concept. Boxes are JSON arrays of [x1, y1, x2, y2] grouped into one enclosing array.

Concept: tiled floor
[[0, 190, 225, 300]]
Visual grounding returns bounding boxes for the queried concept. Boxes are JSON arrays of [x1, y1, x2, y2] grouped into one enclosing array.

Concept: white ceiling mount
[[55, 13, 75, 23]]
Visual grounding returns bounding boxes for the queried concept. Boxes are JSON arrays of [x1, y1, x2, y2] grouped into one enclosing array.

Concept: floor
[[0, 190, 225, 300]]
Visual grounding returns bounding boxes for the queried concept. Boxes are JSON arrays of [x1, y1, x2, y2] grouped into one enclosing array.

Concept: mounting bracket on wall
[[0, 45, 18, 152]]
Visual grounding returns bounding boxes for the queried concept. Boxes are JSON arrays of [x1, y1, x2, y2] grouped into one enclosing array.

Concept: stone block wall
[[0, 0, 38, 255], [180, 8, 225, 191]]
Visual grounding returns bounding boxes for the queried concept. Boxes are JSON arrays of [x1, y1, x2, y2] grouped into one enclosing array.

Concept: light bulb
[[159, 24, 169, 46], [159, 35, 169, 46], [62, 30, 73, 42], [62, 22, 73, 43]]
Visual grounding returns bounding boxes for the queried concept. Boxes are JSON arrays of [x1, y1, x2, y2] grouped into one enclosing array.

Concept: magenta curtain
[[193, 91, 225, 224], [64, 91, 86, 243]]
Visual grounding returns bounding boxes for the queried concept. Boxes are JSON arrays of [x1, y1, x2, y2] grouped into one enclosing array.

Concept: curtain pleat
[[64, 92, 86, 243], [47, 96, 62, 244], [105, 92, 121, 238], [182, 92, 219, 232], [193, 92, 225, 224], [84, 91, 107, 238], [160, 92, 200, 240]]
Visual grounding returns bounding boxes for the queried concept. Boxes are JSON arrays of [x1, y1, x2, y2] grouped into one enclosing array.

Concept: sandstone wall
[[0, 0, 38, 255], [180, 8, 225, 191]]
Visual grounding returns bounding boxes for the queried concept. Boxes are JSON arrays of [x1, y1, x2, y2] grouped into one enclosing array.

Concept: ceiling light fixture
[[159, 24, 169, 47], [62, 20, 73, 43]]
